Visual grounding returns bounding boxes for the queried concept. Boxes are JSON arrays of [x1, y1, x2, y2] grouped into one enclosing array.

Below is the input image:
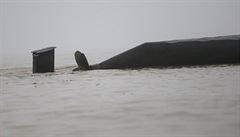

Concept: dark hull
[[98, 35, 240, 69]]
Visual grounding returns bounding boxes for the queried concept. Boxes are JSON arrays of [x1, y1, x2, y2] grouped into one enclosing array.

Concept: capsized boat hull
[[97, 35, 240, 69]]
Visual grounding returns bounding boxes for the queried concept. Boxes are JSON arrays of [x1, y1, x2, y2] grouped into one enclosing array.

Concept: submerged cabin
[[31, 47, 56, 73]]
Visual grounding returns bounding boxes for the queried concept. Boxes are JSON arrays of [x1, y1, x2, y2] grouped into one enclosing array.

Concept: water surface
[[0, 65, 239, 137]]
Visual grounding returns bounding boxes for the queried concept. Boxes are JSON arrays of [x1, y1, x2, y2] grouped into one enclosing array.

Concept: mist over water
[[1, 0, 240, 69]]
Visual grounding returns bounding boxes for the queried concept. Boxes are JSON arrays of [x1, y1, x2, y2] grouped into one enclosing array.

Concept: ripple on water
[[0, 65, 239, 137]]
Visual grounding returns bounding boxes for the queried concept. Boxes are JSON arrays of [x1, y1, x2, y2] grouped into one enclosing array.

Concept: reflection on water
[[0, 65, 239, 137]]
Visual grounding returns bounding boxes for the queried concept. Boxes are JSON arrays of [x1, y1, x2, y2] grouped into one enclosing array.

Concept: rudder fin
[[74, 51, 90, 70]]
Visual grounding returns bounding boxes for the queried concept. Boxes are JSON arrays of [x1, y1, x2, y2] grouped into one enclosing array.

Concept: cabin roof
[[31, 47, 56, 54]]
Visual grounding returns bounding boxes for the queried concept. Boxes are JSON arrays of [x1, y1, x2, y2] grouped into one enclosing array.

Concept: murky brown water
[[0, 65, 239, 137]]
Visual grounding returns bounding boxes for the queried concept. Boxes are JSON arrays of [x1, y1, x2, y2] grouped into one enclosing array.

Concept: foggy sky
[[0, 0, 239, 68]]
